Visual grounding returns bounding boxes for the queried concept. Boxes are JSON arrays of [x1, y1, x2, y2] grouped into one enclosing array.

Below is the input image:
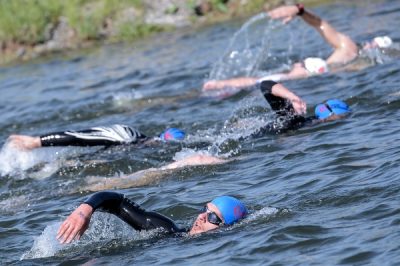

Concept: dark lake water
[[1, 0, 400, 265]]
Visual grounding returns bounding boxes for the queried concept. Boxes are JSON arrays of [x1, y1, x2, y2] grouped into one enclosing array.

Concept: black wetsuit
[[253, 80, 316, 136], [84, 191, 187, 233], [40, 124, 148, 147]]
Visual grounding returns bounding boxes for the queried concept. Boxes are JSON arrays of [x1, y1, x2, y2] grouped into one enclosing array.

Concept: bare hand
[[57, 203, 93, 244], [7, 135, 41, 150], [291, 98, 307, 115], [267, 5, 299, 24], [163, 154, 226, 170]]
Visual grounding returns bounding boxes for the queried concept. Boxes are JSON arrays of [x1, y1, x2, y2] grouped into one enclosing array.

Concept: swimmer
[[83, 153, 228, 192], [7, 125, 185, 150], [203, 4, 394, 90], [56, 191, 247, 243], [254, 80, 350, 135]]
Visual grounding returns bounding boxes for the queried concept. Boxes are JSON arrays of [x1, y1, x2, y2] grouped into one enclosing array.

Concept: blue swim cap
[[211, 196, 247, 225], [160, 128, 185, 141], [315, 99, 349, 120]]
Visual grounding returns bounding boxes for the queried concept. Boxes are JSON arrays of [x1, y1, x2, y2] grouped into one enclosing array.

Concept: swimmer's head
[[364, 36, 393, 49], [315, 99, 350, 120], [189, 195, 247, 235], [303, 57, 329, 75], [160, 128, 185, 142], [211, 196, 248, 225]]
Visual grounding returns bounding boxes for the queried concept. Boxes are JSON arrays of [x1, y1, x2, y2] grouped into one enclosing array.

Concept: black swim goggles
[[200, 206, 223, 226], [324, 102, 348, 117], [324, 103, 334, 117]]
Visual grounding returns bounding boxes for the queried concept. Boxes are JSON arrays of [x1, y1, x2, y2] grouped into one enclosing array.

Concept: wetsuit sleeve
[[84, 191, 185, 233], [40, 124, 147, 147], [256, 80, 307, 134], [259, 80, 295, 114]]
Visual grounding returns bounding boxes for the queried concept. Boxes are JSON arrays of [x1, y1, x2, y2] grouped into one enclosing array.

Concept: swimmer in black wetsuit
[[7, 125, 185, 150], [56, 191, 247, 243], [253, 80, 350, 135]]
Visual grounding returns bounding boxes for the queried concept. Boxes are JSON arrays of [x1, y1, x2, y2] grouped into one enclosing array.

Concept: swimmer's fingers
[[57, 204, 93, 244], [75, 223, 89, 241], [56, 220, 70, 241], [203, 80, 223, 91], [57, 219, 76, 244], [57, 212, 83, 244], [6, 135, 41, 150], [6, 135, 24, 150], [267, 6, 298, 23], [292, 98, 307, 115], [63, 223, 78, 244], [65, 222, 89, 244]]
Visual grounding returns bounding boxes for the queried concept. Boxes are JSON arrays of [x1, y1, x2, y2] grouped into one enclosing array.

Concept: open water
[[1, 0, 400, 265]]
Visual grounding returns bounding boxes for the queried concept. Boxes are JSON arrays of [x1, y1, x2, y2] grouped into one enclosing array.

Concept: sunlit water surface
[[1, 0, 400, 265]]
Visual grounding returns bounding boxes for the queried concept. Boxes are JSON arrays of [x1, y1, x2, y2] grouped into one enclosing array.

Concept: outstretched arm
[[57, 192, 125, 243], [83, 154, 227, 192], [203, 77, 259, 91], [57, 191, 183, 243], [8, 125, 147, 150], [268, 4, 358, 64], [202, 72, 296, 91]]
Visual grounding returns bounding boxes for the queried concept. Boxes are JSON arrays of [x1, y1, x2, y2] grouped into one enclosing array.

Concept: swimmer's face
[[320, 113, 347, 122], [189, 202, 224, 235]]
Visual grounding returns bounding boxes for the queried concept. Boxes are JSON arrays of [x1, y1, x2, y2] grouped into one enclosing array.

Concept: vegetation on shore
[[0, 0, 149, 44], [0, 0, 326, 65]]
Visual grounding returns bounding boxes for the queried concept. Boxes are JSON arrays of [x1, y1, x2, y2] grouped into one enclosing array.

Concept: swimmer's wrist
[[296, 3, 305, 16], [35, 137, 42, 148], [78, 203, 94, 217]]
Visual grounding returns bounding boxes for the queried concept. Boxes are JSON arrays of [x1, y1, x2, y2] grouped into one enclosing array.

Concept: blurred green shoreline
[[0, 0, 330, 65]]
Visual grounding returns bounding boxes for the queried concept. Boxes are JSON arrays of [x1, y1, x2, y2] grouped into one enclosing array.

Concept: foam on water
[[187, 98, 273, 155], [21, 222, 64, 259], [245, 206, 282, 223], [361, 45, 400, 65], [172, 148, 212, 161], [111, 90, 145, 107], [0, 194, 30, 214], [220, 206, 281, 233], [0, 143, 69, 179]]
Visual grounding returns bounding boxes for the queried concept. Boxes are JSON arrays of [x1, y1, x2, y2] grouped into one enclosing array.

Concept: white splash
[[21, 222, 64, 259], [0, 142, 67, 179], [0, 194, 30, 214], [0, 143, 43, 178], [21, 212, 161, 260], [222, 206, 281, 233], [208, 13, 282, 80], [246, 206, 281, 222]]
